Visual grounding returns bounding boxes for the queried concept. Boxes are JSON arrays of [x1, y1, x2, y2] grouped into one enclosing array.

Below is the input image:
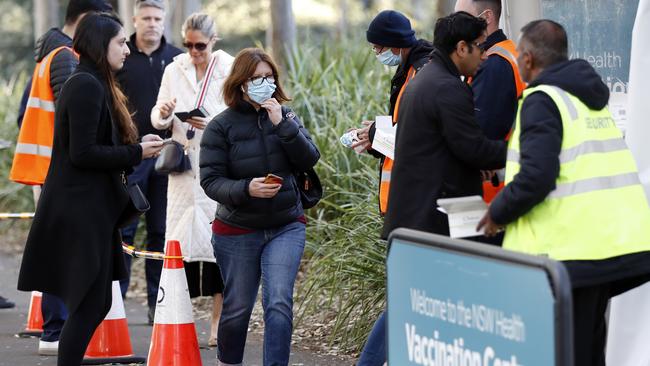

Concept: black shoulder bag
[[295, 168, 322, 209]]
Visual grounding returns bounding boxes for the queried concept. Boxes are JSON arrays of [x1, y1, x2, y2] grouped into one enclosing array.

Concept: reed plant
[[286, 38, 395, 352], [0, 73, 32, 212]]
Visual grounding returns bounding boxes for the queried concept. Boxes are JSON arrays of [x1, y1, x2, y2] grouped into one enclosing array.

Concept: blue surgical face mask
[[246, 78, 277, 104], [377, 48, 401, 66]]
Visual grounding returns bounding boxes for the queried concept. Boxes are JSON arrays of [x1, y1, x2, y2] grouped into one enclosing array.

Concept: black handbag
[[295, 168, 322, 209], [117, 179, 150, 228], [154, 140, 192, 174]]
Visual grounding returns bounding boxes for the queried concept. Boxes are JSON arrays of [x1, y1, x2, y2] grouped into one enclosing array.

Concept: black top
[[117, 34, 183, 138], [381, 48, 506, 239], [200, 102, 320, 229], [471, 29, 518, 140]]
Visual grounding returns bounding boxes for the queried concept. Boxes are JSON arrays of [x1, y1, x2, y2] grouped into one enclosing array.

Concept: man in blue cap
[[354, 10, 433, 220], [354, 10, 433, 366]]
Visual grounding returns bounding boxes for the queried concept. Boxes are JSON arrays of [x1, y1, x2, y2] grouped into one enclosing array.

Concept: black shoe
[[147, 307, 155, 325], [0, 295, 15, 309]]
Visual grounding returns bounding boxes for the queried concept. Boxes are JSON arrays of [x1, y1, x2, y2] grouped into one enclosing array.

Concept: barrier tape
[[0, 213, 35, 220], [0, 212, 181, 261], [121, 243, 185, 261]]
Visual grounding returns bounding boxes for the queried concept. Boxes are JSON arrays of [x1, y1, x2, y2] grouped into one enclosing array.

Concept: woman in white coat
[[151, 12, 232, 346]]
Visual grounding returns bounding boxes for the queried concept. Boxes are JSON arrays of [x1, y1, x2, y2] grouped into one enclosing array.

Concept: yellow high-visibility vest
[[503, 84, 650, 260]]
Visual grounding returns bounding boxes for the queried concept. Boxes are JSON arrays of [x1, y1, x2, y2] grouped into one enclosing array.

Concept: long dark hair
[[73, 12, 137, 144]]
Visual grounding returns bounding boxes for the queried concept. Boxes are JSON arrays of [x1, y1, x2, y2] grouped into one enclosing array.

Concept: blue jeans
[[358, 311, 387, 366], [118, 157, 167, 309], [41, 292, 68, 342], [212, 221, 305, 366]]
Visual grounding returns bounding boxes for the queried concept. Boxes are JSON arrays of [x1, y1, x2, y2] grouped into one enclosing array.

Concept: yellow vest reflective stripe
[[379, 66, 417, 215], [503, 84, 650, 260], [10, 46, 74, 185]]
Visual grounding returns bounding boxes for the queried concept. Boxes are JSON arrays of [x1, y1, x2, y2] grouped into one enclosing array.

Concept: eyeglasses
[[371, 45, 386, 55], [183, 42, 208, 51], [249, 75, 275, 86], [472, 42, 488, 54]]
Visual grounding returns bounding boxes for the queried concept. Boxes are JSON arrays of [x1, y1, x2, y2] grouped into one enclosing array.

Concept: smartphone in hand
[[263, 173, 284, 185], [175, 106, 208, 122]]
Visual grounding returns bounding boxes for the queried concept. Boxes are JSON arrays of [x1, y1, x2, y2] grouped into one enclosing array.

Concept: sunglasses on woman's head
[[183, 42, 208, 51]]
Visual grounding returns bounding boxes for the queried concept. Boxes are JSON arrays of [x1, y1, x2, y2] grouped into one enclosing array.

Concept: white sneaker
[[38, 340, 59, 356]]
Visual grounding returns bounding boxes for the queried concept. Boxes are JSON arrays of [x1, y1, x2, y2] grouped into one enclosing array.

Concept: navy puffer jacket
[[200, 101, 320, 230]]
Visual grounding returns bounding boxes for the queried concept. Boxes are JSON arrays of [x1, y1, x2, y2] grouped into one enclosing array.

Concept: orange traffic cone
[[147, 240, 202, 365], [18, 291, 43, 337], [81, 281, 145, 365]]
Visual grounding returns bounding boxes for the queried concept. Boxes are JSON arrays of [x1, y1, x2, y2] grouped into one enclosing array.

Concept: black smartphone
[[175, 106, 208, 122]]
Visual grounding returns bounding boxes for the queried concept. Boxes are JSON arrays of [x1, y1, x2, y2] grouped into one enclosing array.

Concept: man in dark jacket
[[18, 0, 113, 355], [455, 0, 526, 240], [381, 11, 506, 239], [455, 0, 523, 140], [355, 12, 435, 365], [353, 10, 434, 216], [116, 0, 182, 325], [478, 20, 650, 366]]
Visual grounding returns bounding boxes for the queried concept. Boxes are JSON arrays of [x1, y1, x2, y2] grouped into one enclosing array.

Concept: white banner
[[607, 1, 650, 365]]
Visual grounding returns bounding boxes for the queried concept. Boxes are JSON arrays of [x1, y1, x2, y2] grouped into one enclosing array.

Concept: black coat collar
[[429, 48, 461, 79]]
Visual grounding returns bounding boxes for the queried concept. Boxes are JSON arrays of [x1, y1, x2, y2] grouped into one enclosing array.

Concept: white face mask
[[246, 77, 276, 104], [377, 48, 402, 66]]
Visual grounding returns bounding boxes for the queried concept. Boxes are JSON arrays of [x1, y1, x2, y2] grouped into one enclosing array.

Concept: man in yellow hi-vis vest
[[478, 20, 650, 366]]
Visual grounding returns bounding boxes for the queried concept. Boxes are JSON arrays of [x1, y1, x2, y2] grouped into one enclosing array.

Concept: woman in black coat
[[199, 48, 320, 366], [17, 13, 164, 366]]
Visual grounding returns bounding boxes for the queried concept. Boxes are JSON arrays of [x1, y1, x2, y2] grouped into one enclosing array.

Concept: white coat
[[151, 50, 233, 262]]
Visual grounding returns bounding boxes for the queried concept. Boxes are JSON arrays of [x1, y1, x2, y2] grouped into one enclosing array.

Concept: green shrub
[[0, 73, 32, 213], [287, 39, 393, 352]]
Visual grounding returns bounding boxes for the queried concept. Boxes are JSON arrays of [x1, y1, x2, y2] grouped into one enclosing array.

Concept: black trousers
[[57, 268, 112, 365], [572, 285, 610, 366]]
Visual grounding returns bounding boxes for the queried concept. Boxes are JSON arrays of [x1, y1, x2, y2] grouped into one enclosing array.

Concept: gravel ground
[[1, 221, 356, 363]]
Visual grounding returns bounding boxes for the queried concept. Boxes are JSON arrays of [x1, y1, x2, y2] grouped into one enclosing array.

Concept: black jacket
[[381, 49, 506, 238], [117, 34, 182, 138], [471, 29, 518, 140], [490, 59, 650, 289], [34, 28, 78, 103], [200, 102, 320, 230], [18, 59, 143, 313], [368, 39, 434, 148]]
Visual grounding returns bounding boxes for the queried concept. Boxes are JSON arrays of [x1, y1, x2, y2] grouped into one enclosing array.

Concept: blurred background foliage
[[0, 0, 452, 353]]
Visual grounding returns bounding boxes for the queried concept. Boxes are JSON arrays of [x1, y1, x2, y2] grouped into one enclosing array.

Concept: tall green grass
[[0, 73, 32, 212], [286, 40, 393, 352]]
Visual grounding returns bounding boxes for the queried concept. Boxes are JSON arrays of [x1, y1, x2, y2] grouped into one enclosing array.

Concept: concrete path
[[0, 252, 352, 365]]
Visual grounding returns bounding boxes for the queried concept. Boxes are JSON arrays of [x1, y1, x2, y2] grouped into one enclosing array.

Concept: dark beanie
[[366, 10, 417, 48]]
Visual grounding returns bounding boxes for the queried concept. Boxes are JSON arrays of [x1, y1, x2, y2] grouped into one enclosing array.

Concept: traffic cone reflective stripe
[[147, 240, 202, 365], [82, 281, 145, 365], [18, 291, 43, 337]]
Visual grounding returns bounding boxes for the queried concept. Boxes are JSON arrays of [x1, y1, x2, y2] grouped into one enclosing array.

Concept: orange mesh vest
[[379, 66, 417, 215], [476, 39, 526, 203], [10, 46, 75, 185]]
